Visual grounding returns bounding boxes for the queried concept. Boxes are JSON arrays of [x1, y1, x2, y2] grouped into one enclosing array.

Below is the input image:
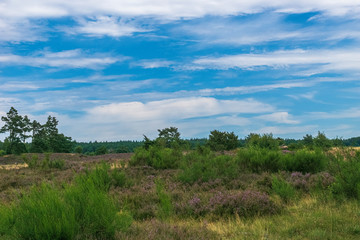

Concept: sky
[[1, 0, 360, 141]]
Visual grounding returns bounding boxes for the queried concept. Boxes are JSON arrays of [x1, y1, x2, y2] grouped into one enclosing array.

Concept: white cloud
[[0, 49, 125, 69], [310, 108, 360, 119], [0, 0, 359, 42], [0, 18, 46, 42], [132, 59, 175, 69], [0, 83, 40, 91], [67, 16, 147, 37], [87, 97, 274, 123], [56, 97, 275, 140], [257, 125, 318, 136], [287, 91, 317, 100], [255, 112, 300, 124], [188, 49, 360, 75], [1, 1, 360, 20]]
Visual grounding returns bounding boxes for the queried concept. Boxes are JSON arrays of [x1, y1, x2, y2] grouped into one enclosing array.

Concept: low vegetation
[[0, 125, 360, 239]]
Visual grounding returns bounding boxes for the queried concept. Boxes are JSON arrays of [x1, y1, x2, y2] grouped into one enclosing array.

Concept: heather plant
[[289, 172, 312, 191], [271, 175, 296, 203], [207, 190, 278, 217]]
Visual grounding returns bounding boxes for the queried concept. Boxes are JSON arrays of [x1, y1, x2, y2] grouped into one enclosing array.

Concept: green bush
[[285, 149, 327, 173], [179, 151, 239, 184], [12, 183, 77, 240], [155, 180, 173, 220], [330, 152, 360, 200], [237, 147, 283, 173], [111, 169, 129, 188], [74, 146, 83, 154], [237, 148, 327, 173], [130, 146, 182, 169], [207, 130, 238, 151], [1, 164, 132, 239], [272, 175, 296, 203], [0, 149, 5, 156]]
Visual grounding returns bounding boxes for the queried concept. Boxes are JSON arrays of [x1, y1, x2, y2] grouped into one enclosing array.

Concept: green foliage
[[272, 175, 296, 202], [330, 152, 360, 200], [0, 204, 14, 237], [0, 107, 31, 154], [313, 131, 332, 150], [74, 145, 83, 154], [237, 147, 283, 173], [155, 180, 173, 220], [284, 149, 327, 173], [111, 169, 129, 188], [80, 163, 112, 191], [246, 133, 279, 150], [237, 148, 327, 173], [179, 151, 238, 184], [156, 127, 181, 148], [207, 130, 238, 151], [130, 145, 182, 169], [0, 149, 5, 156], [0, 164, 132, 240], [95, 145, 107, 155], [22, 154, 65, 170], [13, 184, 77, 240]]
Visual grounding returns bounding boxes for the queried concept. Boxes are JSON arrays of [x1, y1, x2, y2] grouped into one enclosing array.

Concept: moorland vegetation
[[1, 108, 360, 239]]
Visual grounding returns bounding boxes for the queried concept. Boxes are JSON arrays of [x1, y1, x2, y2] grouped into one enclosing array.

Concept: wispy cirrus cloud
[[64, 16, 148, 37], [1, 0, 359, 20], [186, 49, 360, 76], [132, 59, 175, 69], [0, 49, 126, 69]]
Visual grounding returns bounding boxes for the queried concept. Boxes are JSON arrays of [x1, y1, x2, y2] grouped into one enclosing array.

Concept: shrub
[[271, 175, 296, 203], [208, 190, 278, 217], [0, 149, 5, 156], [2, 164, 132, 239], [330, 153, 360, 200], [12, 183, 77, 240], [111, 169, 129, 188], [178, 151, 238, 184], [237, 147, 283, 173], [285, 149, 327, 173], [245, 133, 279, 150], [95, 145, 107, 155], [155, 180, 173, 220], [74, 146, 83, 154], [207, 130, 238, 151], [130, 146, 182, 169]]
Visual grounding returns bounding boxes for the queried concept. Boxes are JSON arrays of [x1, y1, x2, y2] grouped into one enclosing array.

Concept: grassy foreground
[[0, 148, 359, 239]]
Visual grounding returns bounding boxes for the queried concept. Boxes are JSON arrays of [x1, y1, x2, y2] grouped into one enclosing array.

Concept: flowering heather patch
[[318, 172, 335, 188], [288, 172, 335, 191], [289, 172, 311, 190], [207, 190, 278, 217]]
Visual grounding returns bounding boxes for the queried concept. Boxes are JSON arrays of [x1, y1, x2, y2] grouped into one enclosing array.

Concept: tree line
[[0, 107, 358, 155], [0, 107, 73, 154]]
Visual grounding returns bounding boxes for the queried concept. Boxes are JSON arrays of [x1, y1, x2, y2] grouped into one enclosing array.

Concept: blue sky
[[1, 1, 360, 141]]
